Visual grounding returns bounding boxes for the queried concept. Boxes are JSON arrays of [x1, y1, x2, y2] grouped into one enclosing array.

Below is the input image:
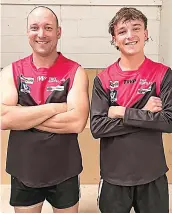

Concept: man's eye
[[30, 27, 38, 31], [133, 28, 140, 31], [118, 31, 126, 35], [46, 27, 52, 31]]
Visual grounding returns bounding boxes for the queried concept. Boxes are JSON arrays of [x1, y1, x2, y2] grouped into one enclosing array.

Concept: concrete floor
[[1, 185, 172, 213]]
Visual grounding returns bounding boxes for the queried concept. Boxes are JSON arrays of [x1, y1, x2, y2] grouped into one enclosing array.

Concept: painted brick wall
[[1, 3, 161, 68]]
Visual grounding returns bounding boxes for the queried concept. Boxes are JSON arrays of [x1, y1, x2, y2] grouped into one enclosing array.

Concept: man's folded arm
[[1, 64, 67, 130], [35, 66, 90, 134], [90, 76, 141, 139], [123, 68, 172, 133]]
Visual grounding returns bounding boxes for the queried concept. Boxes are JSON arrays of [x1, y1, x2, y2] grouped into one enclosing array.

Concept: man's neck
[[32, 52, 59, 69], [119, 52, 145, 71]]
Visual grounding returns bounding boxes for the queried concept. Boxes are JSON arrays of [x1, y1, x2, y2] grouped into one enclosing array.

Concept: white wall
[[0, 0, 162, 5], [159, 0, 172, 67], [1, 0, 162, 68]]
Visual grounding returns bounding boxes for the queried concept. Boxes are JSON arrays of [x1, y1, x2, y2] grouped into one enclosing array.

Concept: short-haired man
[[1, 6, 89, 213], [91, 7, 172, 213]]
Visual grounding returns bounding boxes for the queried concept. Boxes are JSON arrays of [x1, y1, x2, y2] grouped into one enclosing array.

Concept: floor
[[1, 185, 172, 213]]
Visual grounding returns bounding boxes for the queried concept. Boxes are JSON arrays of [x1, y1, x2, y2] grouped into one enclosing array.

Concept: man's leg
[[14, 202, 43, 213], [45, 176, 80, 213], [98, 180, 133, 213], [134, 174, 169, 213], [52, 202, 79, 213], [10, 176, 45, 213]]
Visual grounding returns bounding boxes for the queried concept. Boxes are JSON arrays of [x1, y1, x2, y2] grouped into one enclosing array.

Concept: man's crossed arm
[[1, 65, 89, 134]]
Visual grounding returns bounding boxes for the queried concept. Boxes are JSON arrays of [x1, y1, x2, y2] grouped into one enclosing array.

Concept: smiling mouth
[[36, 41, 49, 44], [125, 41, 138, 45]]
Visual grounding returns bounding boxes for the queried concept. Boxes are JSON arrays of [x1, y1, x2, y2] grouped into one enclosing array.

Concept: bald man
[[1, 6, 89, 213]]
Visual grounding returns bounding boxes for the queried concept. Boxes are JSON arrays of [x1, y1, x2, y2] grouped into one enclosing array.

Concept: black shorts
[[10, 175, 80, 209], [98, 174, 169, 213]]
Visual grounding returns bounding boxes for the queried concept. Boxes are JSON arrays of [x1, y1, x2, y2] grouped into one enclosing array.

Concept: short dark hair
[[27, 6, 59, 28], [109, 7, 148, 46]]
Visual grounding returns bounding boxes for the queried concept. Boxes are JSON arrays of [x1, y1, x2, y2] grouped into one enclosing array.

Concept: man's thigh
[[46, 175, 80, 212], [134, 174, 169, 213], [10, 176, 45, 212], [98, 179, 133, 213]]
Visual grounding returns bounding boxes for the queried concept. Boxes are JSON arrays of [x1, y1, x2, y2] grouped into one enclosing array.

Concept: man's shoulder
[[59, 53, 80, 66], [12, 55, 31, 66], [146, 57, 169, 71], [97, 60, 118, 79]]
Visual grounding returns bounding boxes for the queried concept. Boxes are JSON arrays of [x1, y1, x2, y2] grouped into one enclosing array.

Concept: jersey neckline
[[29, 52, 62, 74], [114, 56, 149, 77]]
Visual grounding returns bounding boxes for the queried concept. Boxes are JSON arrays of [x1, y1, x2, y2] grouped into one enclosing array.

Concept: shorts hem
[[9, 200, 45, 207], [48, 198, 79, 209]]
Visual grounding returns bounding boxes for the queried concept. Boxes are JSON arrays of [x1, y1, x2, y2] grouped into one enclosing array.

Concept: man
[[1, 6, 89, 213], [90, 7, 172, 213]]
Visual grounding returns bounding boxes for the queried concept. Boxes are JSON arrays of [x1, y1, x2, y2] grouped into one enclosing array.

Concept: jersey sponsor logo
[[20, 75, 34, 84], [20, 82, 31, 93], [124, 79, 136, 84], [110, 90, 117, 102], [137, 85, 152, 94], [139, 79, 152, 86], [48, 77, 59, 83], [37, 76, 47, 82], [47, 85, 65, 92], [110, 81, 119, 89]]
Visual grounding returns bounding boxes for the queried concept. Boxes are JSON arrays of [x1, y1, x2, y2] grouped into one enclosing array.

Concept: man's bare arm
[[35, 66, 90, 133], [1, 64, 67, 130]]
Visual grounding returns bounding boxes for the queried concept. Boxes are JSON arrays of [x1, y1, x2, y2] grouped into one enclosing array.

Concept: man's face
[[113, 19, 148, 56], [27, 8, 61, 57]]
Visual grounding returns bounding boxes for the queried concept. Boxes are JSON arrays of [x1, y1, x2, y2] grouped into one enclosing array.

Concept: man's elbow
[[74, 121, 86, 133], [1, 123, 9, 130], [72, 117, 89, 133], [90, 122, 101, 139], [1, 117, 11, 130], [91, 130, 100, 139]]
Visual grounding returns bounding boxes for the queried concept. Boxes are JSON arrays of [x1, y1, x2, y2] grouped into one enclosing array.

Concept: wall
[[2, 0, 172, 184], [159, 0, 172, 182], [1, 0, 162, 69]]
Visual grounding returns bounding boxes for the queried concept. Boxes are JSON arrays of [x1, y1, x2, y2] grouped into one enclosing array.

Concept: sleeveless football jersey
[[91, 57, 172, 186], [6, 53, 83, 187]]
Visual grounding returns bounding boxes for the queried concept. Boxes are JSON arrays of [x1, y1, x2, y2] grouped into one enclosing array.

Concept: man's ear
[[144, 29, 148, 41], [57, 26, 61, 39], [112, 35, 117, 45]]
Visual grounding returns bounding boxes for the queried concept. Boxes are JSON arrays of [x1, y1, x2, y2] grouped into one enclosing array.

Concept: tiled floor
[[1, 185, 172, 213]]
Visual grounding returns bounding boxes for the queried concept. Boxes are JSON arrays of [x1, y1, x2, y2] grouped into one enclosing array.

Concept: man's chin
[[122, 50, 140, 56], [34, 50, 50, 57]]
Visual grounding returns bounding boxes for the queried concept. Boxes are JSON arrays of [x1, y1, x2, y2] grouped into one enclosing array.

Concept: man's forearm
[[1, 103, 67, 130], [35, 108, 88, 134], [108, 105, 172, 133], [123, 108, 172, 133]]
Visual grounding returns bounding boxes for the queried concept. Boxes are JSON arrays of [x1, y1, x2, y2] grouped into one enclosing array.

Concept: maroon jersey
[[91, 57, 172, 186], [6, 53, 83, 187]]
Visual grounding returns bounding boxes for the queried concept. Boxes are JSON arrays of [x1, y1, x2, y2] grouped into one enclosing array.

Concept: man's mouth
[[125, 41, 138, 45], [36, 41, 49, 44]]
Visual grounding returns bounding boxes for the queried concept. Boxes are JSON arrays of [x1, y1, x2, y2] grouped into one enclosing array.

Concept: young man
[[90, 7, 172, 213], [1, 6, 89, 213]]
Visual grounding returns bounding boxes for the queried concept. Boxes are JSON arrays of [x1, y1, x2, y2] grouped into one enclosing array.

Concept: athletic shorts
[[98, 174, 169, 213], [10, 175, 80, 209]]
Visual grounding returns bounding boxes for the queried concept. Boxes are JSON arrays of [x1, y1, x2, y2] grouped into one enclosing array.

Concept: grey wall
[[1, 0, 162, 68]]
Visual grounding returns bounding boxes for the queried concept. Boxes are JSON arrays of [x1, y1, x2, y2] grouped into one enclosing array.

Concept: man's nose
[[38, 28, 45, 38], [126, 30, 133, 39]]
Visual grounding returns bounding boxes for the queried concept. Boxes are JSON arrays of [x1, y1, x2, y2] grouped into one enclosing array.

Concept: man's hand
[[142, 96, 162, 112], [108, 106, 126, 118]]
